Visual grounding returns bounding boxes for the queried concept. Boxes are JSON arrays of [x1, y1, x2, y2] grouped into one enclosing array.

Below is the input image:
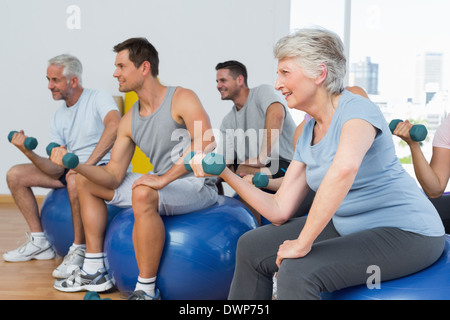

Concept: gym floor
[[0, 203, 120, 300]]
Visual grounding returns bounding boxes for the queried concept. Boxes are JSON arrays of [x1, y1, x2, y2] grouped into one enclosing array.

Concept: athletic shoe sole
[[3, 248, 56, 262], [53, 279, 114, 293]]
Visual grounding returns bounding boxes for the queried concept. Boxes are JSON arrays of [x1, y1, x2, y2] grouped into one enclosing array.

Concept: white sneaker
[[53, 267, 114, 293], [3, 233, 56, 262], [52, 246, 85, 278]]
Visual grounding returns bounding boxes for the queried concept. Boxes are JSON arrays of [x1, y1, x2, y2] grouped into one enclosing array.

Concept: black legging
[[429, 193, 450, 233], [228, 216, 445, 300]]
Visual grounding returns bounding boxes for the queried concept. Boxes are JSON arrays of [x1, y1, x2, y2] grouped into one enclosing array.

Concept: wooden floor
[[0, 203, 121, 300]]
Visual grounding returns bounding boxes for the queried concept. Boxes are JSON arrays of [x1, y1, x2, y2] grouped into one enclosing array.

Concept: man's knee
[[75, 174, 98, 198], [132, 185, 159, 210], [7, 164, 28, 188], [75, 174, 88, 192], [66, 173, 78, 194], [132, 185, 158, 203]]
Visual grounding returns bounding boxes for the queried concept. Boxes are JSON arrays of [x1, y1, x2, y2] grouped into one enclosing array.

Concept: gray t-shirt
[[219, 84, 296, 164]]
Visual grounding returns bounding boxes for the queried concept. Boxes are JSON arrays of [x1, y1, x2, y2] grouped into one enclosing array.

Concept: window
[[290, 0, 450, 191]]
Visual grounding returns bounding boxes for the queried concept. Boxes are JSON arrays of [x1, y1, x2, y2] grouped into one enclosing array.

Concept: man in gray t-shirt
[[215, 60, 296, 179]]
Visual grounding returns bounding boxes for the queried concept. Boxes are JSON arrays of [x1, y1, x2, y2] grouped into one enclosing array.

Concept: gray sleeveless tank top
[[131, 86, 191, 175]]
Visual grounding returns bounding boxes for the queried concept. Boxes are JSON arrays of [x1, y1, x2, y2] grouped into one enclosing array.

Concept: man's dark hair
[[114, 37, 159, 77], [215, 60, 248, 86]]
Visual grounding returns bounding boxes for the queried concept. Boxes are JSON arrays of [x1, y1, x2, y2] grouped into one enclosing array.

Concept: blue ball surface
[[41, 188, 123, 256], [321, 235, 450, 300], [104, 196, 257, 300]]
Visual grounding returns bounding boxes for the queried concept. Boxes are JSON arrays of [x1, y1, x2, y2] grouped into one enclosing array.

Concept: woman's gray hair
[[48, 54, 83, 85], [274, 27, 346, 95]]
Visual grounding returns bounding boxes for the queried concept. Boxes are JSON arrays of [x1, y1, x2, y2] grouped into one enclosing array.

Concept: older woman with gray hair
[[190, 27, 445, 299]]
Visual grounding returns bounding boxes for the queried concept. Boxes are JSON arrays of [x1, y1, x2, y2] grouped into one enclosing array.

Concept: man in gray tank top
[[50, 38, 218, 299], [215, 60, 296, 179]]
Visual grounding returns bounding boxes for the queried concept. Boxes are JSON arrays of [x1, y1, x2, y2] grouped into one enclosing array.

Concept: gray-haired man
[[4, 54, 120, 280]]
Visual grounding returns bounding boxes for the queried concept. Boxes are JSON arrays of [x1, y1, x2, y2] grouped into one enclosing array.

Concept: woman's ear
[[315, 63, 327, 85]]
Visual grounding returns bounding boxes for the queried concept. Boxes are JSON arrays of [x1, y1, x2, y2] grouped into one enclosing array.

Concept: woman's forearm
[[221, 162, 309, 225], [409, 142, 445, 197], [221, 168, 281, 221]]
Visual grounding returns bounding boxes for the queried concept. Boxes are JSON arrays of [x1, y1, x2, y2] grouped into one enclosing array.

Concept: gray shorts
[[106, 172, 218, 216]]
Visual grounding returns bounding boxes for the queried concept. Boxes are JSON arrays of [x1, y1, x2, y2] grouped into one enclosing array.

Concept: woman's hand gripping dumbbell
[[184, 151, 269, 188], [184, 151, 226, 175], [389, 119, 428, 142]]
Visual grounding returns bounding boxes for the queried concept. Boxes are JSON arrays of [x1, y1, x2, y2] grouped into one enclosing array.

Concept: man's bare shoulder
[[173, 86, 199, 101]]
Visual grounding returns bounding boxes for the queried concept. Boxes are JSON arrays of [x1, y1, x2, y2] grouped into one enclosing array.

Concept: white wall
[[0, 0, 291, 195]]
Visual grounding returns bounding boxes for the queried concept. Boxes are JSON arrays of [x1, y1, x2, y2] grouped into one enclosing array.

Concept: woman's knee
[[235, 227, 279, 274], [236, 228, 266, 257], [277, 259, 320, 300]]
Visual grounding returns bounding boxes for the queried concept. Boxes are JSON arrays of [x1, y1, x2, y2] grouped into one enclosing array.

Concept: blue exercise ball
[[41, 188, 123, 257], [104, 195, 258, 300], [321, 235, 450, 300]]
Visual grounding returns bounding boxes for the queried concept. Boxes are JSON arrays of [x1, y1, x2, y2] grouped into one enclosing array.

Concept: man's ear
[[69, 76, 79, 88], [141, 61, 152, 76], [236, 74, 245, 86]]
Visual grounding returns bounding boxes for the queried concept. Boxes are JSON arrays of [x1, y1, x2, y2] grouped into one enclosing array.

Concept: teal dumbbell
[[83, 291, 111, 300], [389, 119, 428, 142], [184, 151, 226, 175], [46, 142, 79, 169], [46, 142, 61, 156], [8, 131, 38, 150], [253, 172, 269, 188], [62, 154, 79, 169], [184, 151, 197, 172]]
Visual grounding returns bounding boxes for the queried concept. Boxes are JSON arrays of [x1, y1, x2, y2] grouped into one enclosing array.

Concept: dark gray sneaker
[[127, 289, 161, 300], [53, 267, 113, 293]]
